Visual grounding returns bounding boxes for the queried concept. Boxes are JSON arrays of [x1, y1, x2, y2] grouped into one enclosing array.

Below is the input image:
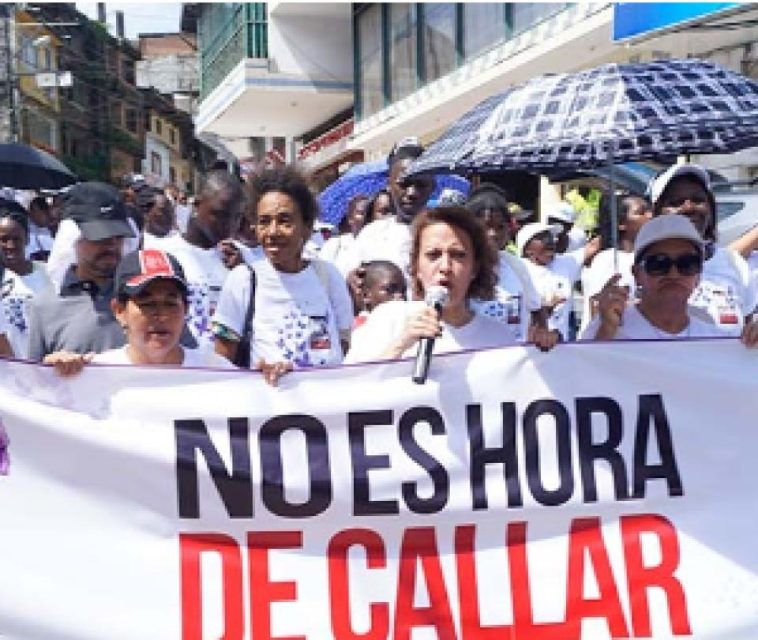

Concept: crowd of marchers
[[1, 137, 758, 385]]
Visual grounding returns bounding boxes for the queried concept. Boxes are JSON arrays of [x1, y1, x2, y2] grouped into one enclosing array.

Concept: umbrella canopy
[[410, 59, 758, 175], [318, 159, 470, 226], [0, 143, 77, 190]]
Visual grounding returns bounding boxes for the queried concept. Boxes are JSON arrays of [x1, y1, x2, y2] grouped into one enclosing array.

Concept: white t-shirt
[[25, 222, 54, 259], [580, 249, 635, 332], [579, 304, 737, 341], [142, 230, 180, 247], [237, 243, 265, 265], [689, 247, 757, 328], [748, 251, 758, 306], [345, 300, 515, 363], [92, 345, 235, 368], [566, 226, 587, 252], [1, 262, 54, 358], [319, 233, 360, 278], [144, 234, 229, 347], [351, 217, 412, 275], [523, 251, 583, 341], [174, 204, 192, 234], [213, 259, 353, 368], [470, 252, 541, 343], [0, 302, 8, 337]]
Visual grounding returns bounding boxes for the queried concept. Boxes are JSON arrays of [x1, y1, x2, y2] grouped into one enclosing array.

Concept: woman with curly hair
[[345, 206, 513, 363], [212, 166, 353, 384]]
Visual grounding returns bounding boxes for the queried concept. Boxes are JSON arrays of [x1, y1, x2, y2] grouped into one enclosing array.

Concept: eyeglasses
[[639, 252, 703, 277]]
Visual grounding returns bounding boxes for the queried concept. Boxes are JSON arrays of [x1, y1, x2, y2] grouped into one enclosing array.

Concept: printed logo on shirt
[[690, 282, 741, 327], [307, 316, 333, 366]]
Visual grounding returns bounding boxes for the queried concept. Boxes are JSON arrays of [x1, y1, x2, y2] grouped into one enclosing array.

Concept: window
[[156, 119, 162, 135], [26, 109, 57, 151], [144, 112, 152, 133], [151, 151, 162, 175], [357, 5, 384, 118], [169, 127, 176, 145], [389, 3, 417, 101], [110, 102, 122, 127], [511, 3, 564, 35], [125, 107, 138, 133], [122, 58, 136, 85], [423, 4, 456, 82], [463, 3, 506, 60], [42, 47, 53, 71], [20, 35, 37, 67], [169, 166, 176, 185]]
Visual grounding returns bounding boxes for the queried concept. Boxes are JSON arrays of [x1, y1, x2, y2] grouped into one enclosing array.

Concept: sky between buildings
[[76, 2, 183, 39]]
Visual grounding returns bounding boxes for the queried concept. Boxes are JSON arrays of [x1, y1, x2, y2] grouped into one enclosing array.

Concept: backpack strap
[[240, 264, 257, 342]]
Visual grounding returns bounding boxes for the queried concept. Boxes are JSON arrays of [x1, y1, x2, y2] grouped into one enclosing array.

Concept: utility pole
[[0, 3, 18, 142]]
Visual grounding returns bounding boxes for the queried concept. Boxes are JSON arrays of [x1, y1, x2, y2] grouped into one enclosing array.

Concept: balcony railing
[[199, 3, 268, 100]]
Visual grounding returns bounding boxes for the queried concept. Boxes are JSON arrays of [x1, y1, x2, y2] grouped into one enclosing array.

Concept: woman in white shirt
[[346, 206, 513, 364], [0, 200, 53, 358], [581, 215, 753, 343], [44, 249, 234, 375], [213, 166, 353, 384], [649, 163, 757, 333], [464, 183, 555, 347]]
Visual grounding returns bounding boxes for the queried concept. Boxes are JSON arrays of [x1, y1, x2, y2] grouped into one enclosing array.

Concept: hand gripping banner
[[0, 339, 757, 639]]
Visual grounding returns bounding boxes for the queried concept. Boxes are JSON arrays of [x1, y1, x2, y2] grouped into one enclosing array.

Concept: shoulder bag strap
[[238, 264, 257, 349]]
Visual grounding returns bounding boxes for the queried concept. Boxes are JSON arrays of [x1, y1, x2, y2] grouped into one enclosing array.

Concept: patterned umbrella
[[318, 159, 469, 226], [410, 59, 758, 175], [0, 143, 77, 189]]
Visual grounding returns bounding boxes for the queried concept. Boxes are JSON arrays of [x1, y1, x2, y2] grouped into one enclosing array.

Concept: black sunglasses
[[639, 252, 703, 277]]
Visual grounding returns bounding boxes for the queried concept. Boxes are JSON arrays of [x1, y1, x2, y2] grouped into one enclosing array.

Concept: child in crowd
[[353, 260, 407, 330]]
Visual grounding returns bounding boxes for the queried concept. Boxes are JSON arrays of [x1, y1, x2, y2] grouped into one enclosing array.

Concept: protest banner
[[0, 339, 757, 639]]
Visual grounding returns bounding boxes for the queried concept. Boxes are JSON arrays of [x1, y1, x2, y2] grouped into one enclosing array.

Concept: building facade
[[142, 89, 194, 191], [349, 1, 758, 194], [183, 2, 355, 179], [12, 8, 62, 154]]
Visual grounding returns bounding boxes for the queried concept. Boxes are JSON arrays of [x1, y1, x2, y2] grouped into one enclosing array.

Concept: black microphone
[[412, 285, 449, 385]]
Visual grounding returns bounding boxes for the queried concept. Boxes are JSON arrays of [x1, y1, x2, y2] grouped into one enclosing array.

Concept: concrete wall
[[137, 55, 198, 94], [268, 10, 353, 82]]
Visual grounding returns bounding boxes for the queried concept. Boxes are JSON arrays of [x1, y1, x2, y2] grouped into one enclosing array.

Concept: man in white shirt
[[144, 170, 243, 348], [349, 138, 436, 277]]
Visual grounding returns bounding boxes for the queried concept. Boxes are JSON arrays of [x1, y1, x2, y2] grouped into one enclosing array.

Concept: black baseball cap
[[114, 249, 188, 298], [62, 182, 135, 241]]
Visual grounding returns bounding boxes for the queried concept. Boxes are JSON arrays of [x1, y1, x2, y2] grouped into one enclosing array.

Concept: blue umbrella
[[318, 159, 470, 226]]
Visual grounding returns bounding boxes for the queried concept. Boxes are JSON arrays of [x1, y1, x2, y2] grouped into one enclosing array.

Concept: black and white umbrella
[[410, 59, 758, 176]]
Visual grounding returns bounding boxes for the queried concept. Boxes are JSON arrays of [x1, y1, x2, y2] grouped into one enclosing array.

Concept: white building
[[348, 2, 758, 204], [183, 2, 354, 174]]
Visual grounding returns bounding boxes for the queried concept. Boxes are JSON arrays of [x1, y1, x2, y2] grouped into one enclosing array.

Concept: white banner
[[0, 340, 757, 640]]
